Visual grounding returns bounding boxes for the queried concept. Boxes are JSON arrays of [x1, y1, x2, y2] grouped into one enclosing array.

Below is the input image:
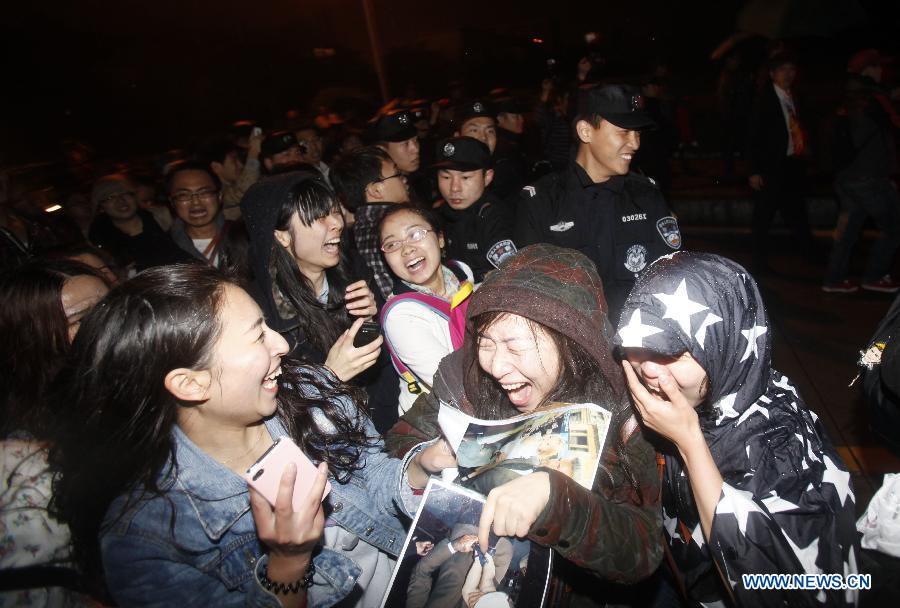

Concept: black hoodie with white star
[[617, 252, 859, 608]]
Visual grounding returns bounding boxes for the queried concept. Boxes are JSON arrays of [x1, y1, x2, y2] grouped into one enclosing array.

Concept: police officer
[[456, 97, 526, 221], [514, 84, 682, 319], [434, 136, 517, 282], [454, 99, 497, 153], [369, 109, 433, 204], [490, 93, 532, 207]]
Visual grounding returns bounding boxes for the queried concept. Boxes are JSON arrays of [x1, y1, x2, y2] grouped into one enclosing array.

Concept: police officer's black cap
[[369, 110, 418, 143], [577, 84, 656, 130], [455, 100, 496, 125], [431, 136, 491, 172], [261, 131, 299, 158]]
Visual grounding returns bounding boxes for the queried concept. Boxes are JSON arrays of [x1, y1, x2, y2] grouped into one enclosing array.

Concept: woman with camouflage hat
[[386, 243, 663, 606]]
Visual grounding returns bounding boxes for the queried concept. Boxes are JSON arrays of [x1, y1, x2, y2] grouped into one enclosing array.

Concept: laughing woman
[[386, 244, 663, 607], [616, 251, 859, 607], [241, 172, 400, 431], [378, 204, 475, 413], [48, 265, 449, 607]]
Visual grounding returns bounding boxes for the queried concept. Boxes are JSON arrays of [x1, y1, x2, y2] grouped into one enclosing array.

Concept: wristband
[[259, 560, 316, 594]]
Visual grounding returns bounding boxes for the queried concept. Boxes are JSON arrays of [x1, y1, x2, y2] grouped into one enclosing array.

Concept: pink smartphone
[[244, 437, 331, 511]]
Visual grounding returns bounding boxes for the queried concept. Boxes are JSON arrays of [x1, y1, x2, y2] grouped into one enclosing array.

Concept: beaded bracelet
[[259, 560, 316, 594]]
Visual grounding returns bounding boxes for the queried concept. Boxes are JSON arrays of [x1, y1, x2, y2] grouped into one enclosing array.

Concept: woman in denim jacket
[[49, 264, 451, 607]]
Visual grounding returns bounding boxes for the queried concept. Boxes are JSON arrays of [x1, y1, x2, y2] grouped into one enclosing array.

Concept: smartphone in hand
[[353, 320, 381, 348], [245, 437, 331, 511]]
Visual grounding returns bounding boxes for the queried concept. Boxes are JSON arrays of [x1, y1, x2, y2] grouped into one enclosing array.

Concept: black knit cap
[[577, 84, 656, 130], [431, 136, 491, 172]]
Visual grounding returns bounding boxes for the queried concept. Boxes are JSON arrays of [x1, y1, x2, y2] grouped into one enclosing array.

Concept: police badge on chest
[[624, 244, 648, 274]]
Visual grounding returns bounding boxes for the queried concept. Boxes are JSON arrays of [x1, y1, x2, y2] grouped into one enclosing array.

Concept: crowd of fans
[[0, 42, 897, 607]]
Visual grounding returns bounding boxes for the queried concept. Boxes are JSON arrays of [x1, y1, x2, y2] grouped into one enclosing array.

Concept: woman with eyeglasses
[[87, 173, 191, 274], [378, 204, 475, 413], [241, 171, 402, 432]]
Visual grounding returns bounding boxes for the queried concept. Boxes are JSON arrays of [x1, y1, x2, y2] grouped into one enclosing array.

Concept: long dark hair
[[271, 178, 352, 355], [48, 264, 372, 593], [0, 258, 108, 439], [464, 310, 644, 504]]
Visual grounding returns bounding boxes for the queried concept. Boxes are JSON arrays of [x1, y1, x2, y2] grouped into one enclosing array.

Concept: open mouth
[[500, 381, 533, 408], [406, 256, 426, 272], [324, 238, 341, 255], [262, 367, 282, 392]]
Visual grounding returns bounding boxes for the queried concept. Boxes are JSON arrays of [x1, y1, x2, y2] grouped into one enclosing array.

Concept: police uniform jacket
[[514, 161, 681, 320], [440, 192, 516, 283]]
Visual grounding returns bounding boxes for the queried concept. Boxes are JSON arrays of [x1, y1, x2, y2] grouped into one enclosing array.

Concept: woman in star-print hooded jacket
[[616, 252, 860, 607]]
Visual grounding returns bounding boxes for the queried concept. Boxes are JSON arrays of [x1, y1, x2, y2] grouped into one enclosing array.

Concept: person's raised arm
[[249, 462, 328, 608], [622, 361, 722, 538]]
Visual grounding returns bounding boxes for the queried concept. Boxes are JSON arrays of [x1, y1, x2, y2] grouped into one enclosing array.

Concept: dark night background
[[2, 0, 898, 164]]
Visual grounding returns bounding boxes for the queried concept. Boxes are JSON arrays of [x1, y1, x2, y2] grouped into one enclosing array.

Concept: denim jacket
[[100, 392, 422, 607]]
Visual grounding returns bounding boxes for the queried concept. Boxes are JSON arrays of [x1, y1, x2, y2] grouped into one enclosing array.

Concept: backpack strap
[[380, 292, 452, 395], [380, 280, 474, 395], [448, 281, 473, 349]]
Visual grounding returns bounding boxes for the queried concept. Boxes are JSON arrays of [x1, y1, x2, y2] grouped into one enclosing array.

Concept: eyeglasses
[[373, 172, 406, 184], [171, 189, 219, 205], [381, 228, 432, 253], [99, 191, 136, 206]]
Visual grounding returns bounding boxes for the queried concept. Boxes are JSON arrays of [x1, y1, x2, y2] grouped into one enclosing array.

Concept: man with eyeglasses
[[88, 173, 189, 273], [166, 161, 243, 271], [435, 136, 516, 282], [331, 146, 411, 300]]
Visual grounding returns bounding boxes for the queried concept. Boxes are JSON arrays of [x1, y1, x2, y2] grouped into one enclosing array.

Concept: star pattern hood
[[616, 251, 769, 427], [614, 252, 860, 607]]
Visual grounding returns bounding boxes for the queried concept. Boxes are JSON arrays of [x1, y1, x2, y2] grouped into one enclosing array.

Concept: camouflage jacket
[[386, 349, 663, 603]]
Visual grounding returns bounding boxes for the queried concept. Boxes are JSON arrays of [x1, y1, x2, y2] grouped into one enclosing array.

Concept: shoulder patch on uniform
[[656, 216, 682, 250], [522, 186, 536, 197], [627, 172, 659, 189], [487, 239, 517, 269]]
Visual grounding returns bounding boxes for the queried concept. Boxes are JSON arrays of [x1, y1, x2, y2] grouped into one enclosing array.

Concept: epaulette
[[625, 172, 659, 189]]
